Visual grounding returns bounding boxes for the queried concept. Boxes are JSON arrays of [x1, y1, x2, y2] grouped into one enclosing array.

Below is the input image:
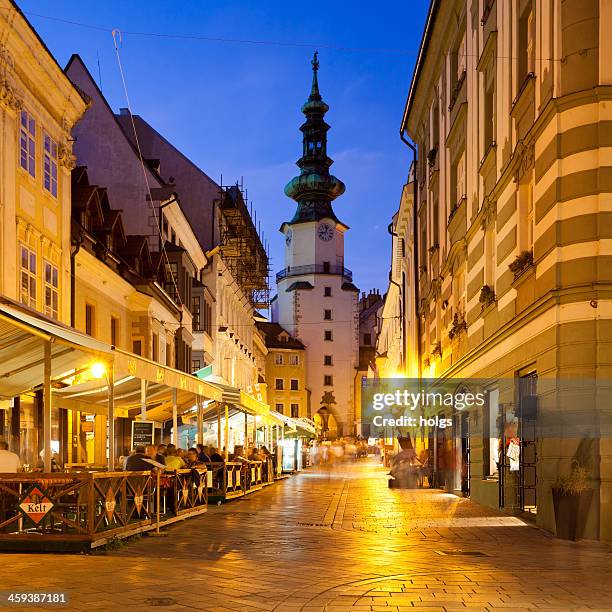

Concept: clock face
[[317, 223, 334, 242], [285, 229, 292, 245]]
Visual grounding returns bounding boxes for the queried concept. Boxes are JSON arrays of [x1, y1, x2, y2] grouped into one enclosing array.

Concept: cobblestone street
[[1, 460, 611, 611]]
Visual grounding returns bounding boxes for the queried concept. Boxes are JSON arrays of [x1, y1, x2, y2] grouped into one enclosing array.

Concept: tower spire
[[310, 51, 321, 100], [283, 54, 346, 226]]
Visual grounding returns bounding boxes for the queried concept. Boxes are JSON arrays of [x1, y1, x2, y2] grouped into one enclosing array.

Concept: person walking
[[0, 441, 20, 472]]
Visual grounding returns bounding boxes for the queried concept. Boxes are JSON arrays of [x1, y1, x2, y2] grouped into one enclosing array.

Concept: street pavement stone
[[0, 460, 610, 611]]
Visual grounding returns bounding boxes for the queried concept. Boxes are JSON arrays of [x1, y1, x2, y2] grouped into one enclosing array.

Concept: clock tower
[[273, 53, 359, 438]]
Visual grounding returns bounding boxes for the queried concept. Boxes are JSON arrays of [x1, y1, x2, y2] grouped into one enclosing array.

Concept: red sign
[[18, 485, 55, 524]]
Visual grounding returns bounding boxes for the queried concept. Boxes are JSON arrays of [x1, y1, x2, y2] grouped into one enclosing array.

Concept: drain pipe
[[399, 129, 420, 379], [70, 235, 83, 327]]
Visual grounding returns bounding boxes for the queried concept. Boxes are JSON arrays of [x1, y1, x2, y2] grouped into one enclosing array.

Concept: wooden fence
[[0, 469, 207, 551]]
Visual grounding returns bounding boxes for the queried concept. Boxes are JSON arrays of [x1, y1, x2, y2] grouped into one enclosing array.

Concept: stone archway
[[314, 407, 340, 440]]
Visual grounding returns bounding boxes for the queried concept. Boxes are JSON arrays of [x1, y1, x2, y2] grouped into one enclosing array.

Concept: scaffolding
[[217, 182, 270, 310]]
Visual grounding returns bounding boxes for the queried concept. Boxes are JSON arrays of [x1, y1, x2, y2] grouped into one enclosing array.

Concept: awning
[[0, 302, 222, 417], [0, 303, 112, 399], [267, 411, 316, 435]]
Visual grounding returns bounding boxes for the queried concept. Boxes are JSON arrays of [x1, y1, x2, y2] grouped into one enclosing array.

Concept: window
[[451, 150, 466, 208], [192, 296, 201, 331], [275, 403, 284, 415], [290, 404, 299, 418], [192, 359, 201, 372], [275, 378, 284, 390], [165, 262, 179, 303], [289, 354, 299, 365], [275, 353, 284, 365], [518, 3, 535, 87], [324, 375, 333, 387], [324, 286, 332, 297], [324, 355, 333, 366], [453, 270, 466, 316], [518, 178, 534, 251], [171, 229, 176, 244], [20, 245, 36, 308], [166, 341, 172, 366], [483, 388, 500, 478], [323, 309, 332, 320], [110, 317, 119, 346], [484, 226, 496, 287], [162, 215, 169, 239], [290, 379, 299, 391], [85, 304, 95, 336], [20, 110, 35, 177], [43, 134, 58, 197], [363, 333, 372, 346], [152, 333, 159, 362], [322, 261, 330, 273], [483, 70, 495, 151], [43, 262, 58, 319], [132, 339, 142, 356], [203, 300, 212, 335], [324, 330, 333, 341]]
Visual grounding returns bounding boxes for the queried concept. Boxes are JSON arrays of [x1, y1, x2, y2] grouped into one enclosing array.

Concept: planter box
[[552, 488, 593, 540]]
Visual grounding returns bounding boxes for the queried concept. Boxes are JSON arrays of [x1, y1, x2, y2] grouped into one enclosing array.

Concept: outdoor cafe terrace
[[0, 301, 314, 551]]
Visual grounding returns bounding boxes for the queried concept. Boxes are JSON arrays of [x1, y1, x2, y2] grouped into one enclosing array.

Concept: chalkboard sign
[[131, 420, 155, 448]]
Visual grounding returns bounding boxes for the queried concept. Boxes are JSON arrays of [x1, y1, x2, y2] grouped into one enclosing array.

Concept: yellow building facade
[[401, 0, 612, 539], [257, 322, 308, 420]]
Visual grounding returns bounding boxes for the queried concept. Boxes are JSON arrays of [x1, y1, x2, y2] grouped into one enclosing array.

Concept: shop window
[[276, 403, 284, 414], [43, 134, 58, 197], [275, 378, 284, 390], [275, 353, 284, 365], [324, 355, 333, 366], [324, 375, 333, 387], [20, 245, 37, 309], [291, 404, 299, 418], [43, 261, 58, 319], [85, 303, 95, 336], [483, 388, 500, 478], [324, 330, 333, 341], [20, 110, 36, 177], [290, 379, 299, 391], [289, 354, 299, 365]]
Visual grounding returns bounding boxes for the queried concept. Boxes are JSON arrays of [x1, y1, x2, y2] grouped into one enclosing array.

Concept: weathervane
[[311, 51, 319, 72]]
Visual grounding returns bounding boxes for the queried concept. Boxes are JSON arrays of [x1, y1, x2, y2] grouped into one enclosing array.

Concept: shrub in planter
[[551, 438, 594, 541]]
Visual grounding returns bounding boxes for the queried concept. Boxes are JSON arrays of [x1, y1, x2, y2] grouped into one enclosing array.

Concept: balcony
[[276, 264, 353, 283]]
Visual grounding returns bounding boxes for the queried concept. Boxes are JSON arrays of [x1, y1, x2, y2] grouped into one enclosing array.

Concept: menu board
[[131, 420, 155, 448]]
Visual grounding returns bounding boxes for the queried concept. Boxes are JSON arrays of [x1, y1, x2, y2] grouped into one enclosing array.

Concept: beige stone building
[[401, 0, 612, 539]]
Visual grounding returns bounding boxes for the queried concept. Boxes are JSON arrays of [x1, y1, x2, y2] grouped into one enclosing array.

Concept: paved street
[[2, 460, 611, 611]]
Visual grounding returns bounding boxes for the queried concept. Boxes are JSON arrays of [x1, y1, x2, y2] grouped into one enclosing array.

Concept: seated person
[[125, 446, 153, 471], [145, 444, 166, 466], [164, 446, 185, 470], [208, 446, 224, 462], [248, 447, 261, 462], [184, 447, 205, 468], [196, 443, 211, 463]]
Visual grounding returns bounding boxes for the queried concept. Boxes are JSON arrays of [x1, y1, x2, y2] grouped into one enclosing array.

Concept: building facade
[[256, 322, 307, 419], [273, 55, 359, 438], [0, 1, 88, 466], [401, 0, 612, 539]]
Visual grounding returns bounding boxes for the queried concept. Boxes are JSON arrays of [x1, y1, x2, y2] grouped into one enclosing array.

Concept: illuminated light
[[90, 362, 107, 379]]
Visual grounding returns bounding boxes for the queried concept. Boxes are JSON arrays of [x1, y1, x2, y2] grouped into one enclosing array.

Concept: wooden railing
[[207, 460, 268, 500], [0, 469, 207, 551]]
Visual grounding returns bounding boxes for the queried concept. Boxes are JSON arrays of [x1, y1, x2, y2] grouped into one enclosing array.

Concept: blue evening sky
[[20, 1, 428, 297]]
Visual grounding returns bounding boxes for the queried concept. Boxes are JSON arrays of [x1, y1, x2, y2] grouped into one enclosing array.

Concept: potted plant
[[551, 438, 594, 540]]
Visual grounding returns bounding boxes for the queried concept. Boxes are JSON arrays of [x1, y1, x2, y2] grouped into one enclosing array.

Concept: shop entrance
[[518, 373, 538, 514]]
